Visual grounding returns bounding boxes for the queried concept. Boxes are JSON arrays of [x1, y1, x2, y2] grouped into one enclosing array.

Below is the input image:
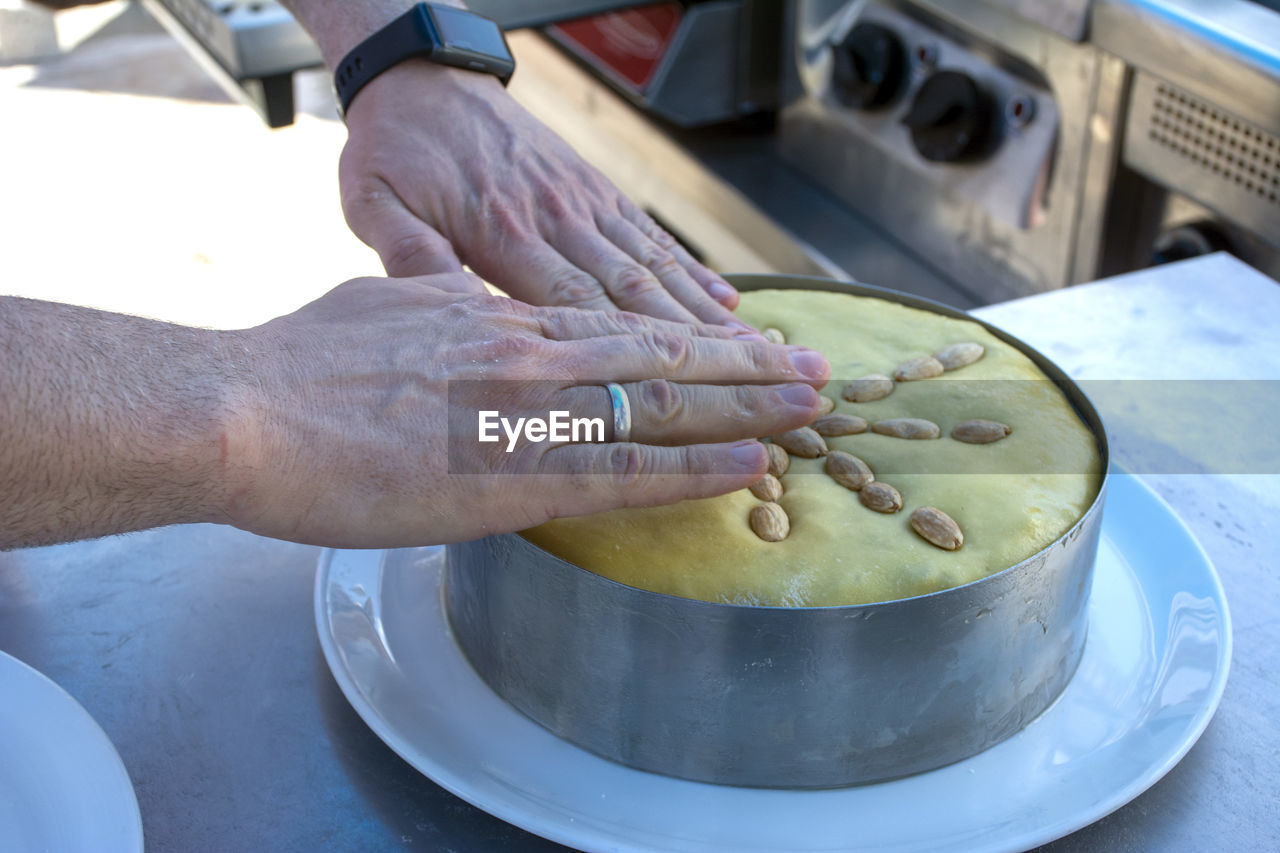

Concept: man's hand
[[280, 0, 747, 325], [223, 275, 824, 546], [1, 277, 829, 550], [338, 62, 746, 325]]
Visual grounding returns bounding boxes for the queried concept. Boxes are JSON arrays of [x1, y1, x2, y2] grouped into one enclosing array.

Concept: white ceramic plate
[[315, 474, 1231, 853], [0, 652, 144, 853]]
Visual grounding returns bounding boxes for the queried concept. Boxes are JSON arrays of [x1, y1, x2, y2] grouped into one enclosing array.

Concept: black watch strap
[[333, 3, 514, 117]]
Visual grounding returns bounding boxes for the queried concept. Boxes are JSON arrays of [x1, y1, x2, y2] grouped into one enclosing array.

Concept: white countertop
[[975, 252, 1279, 852]]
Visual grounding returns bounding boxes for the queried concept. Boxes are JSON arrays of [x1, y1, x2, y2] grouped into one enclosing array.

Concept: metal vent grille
[[1147, 82, 1279, 206]]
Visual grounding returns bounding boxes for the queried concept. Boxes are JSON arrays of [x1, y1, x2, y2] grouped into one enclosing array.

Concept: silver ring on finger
[[604, 382, 632, 443]]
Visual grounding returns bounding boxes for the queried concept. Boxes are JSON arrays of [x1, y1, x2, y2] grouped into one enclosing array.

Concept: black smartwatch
[[333, 3, 515, 116]]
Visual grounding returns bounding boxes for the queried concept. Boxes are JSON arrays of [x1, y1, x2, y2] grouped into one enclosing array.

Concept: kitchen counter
[[2, 252, 1276, 852], [975, 252, 1279, 852]]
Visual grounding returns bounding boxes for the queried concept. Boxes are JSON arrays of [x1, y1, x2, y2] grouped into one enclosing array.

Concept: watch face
[[427, 5, 513, 61]]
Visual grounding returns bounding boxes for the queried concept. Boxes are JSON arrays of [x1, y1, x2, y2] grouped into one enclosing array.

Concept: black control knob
[[831, 23, 906, 109], [1153, 222, 1230, 265], [901, 70, 993, 162]]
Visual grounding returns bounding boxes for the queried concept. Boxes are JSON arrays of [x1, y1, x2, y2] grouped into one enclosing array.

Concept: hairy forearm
[[0, 297, 243, 549], [281, 0, 466, 66]]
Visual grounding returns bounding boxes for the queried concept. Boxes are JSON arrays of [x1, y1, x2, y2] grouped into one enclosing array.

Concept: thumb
[[346, 188, 466, 278]]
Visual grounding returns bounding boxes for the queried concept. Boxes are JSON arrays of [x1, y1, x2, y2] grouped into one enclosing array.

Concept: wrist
[[328, 2, 513, 117], [341, 55, 504, 125], [201, 329, 275, 531]]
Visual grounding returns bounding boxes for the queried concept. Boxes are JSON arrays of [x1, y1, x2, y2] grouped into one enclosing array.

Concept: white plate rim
[[314, 473, 1231, 853], [0, 650, 145, 853]]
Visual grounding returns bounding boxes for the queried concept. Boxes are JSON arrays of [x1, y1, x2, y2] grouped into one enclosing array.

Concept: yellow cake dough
[[524, 290, 1103, 606]]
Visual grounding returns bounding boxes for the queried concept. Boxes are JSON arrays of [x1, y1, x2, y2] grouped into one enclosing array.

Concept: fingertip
[[787, 348, 831, 384], [732, 330, 769, 343], [706, 278, 740, 309], [685, 299, 752, 331], [777, 382, 822, 410], [728, 439, 769, 473]]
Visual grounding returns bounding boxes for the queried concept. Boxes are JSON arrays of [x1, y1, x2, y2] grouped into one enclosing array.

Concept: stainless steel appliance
[[780, 0, 1279, 299], [1094, 0, 1280, 278], [140, 0, 322, 127], [142, 0, 1280, 301], [783, 0, 1127, 301], [141, 0, 773, 127]]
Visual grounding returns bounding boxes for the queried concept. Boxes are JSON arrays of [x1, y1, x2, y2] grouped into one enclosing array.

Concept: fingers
[[530, 304, 766, 344], [534, 440, 769, 515], [550, 332, 831, 387], [595, 211, 744, 325], [550, 224, 704, 325], [619, 199, 741, 312], [344, 179, 466, 278], [548, 204, 746, 327], [494, 236, 621, 313], [561, 380, 822, 446], [484, 188, 746, 327]]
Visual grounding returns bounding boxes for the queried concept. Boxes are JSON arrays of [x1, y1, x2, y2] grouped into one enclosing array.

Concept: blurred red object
[[549, 3, 683, 92]]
